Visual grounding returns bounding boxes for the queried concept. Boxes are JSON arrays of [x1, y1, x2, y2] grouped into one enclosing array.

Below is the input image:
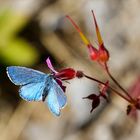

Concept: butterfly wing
[[19, 82, 46, 101], [44, 79, 67, 116], [46, 87, 60, 116], [7, 66, 46, 85], [7, 66, 49, 101], [54, 81, 67, 109]]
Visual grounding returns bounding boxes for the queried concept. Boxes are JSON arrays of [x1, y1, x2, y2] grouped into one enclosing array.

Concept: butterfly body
[[7, 66, 67, 116]]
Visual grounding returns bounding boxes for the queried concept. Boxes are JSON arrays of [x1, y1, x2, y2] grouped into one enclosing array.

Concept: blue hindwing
[[19, 82, 46, 101], [44, 79, 67, 116]]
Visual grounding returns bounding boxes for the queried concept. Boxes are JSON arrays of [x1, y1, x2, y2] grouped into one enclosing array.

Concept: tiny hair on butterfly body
[[6, 66, 67, 116]]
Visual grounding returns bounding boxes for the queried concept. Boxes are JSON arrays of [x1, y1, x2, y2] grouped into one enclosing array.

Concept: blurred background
[[0, 0, 140, 140]]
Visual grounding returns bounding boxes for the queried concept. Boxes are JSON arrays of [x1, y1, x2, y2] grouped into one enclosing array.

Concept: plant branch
[[83, 73, 132, 103], [104, 63, 135, 102]]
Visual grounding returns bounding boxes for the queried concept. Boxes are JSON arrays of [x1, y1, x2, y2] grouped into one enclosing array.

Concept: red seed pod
[[87, 44, 99, 61], [56, 68, 76, 80], [98, 45, 109, 63], [66, 11, 110, 65]]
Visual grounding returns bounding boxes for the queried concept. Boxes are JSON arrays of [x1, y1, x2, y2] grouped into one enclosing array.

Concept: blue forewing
[[7, 66, 67, 116]]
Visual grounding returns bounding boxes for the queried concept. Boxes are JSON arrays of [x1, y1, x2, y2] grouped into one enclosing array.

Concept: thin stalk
[[83, 74, 132, 103], [104, 63, 135, 102]]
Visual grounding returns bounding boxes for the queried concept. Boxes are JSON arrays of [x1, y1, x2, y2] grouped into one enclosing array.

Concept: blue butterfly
[[6, 66, 67, 116]]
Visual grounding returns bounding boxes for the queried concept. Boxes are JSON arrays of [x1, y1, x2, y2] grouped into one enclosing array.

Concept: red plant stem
[[83, 74, 132, 103], [104, 63, 135, 102]]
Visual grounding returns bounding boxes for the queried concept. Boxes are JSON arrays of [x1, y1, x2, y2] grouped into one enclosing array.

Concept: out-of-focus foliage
[[0, 9, 39, 66]]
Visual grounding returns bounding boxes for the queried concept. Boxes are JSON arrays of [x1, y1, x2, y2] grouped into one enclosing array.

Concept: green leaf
[[0, 38, 39, 66], [0, 9, 28, 41]]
